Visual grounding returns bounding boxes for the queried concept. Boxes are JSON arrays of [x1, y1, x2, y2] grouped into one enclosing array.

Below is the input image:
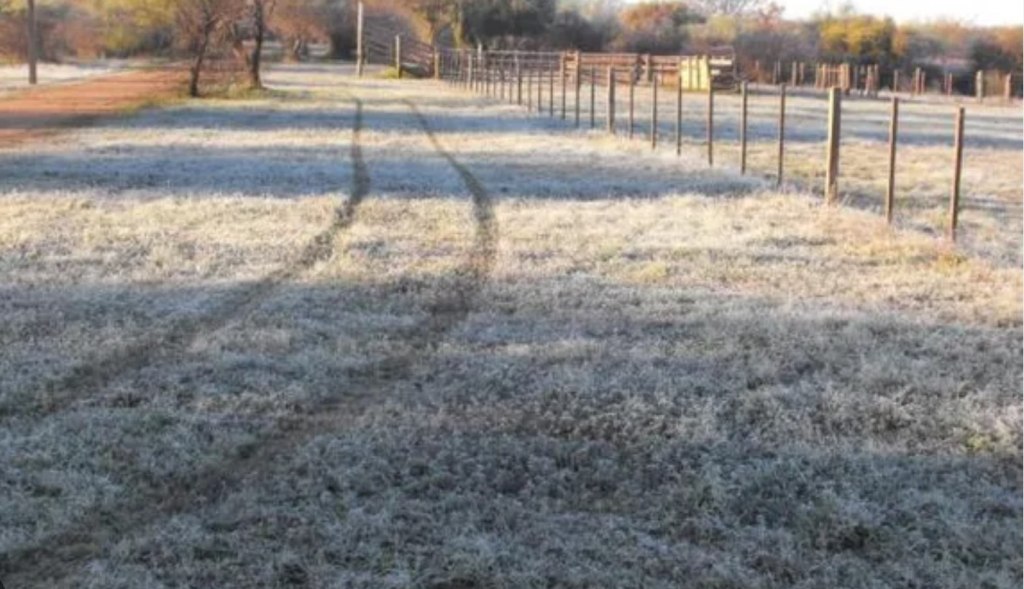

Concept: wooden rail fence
[[426, 45, 992, 244], [352, 4, 1012, 246]]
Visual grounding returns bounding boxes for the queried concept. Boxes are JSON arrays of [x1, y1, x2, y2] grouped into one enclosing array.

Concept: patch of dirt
[[0, 67, 186, 147]]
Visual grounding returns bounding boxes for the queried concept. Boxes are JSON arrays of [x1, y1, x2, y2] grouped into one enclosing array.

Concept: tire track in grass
[[0, 96, 498, 587], [1, 97, 370, 418]]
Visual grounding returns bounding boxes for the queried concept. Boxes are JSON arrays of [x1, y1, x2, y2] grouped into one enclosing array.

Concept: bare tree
[[176, 0, 241, 97]]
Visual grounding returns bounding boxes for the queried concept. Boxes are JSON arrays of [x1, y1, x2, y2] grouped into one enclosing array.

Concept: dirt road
[[0, 67, 184, 147]]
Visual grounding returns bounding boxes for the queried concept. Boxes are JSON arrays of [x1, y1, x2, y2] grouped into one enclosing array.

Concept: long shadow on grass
[[0, 142, 761, 200], [0, 274, 1020, 586], [0, 93, 500, 588], [65, 92, 1024, 150]]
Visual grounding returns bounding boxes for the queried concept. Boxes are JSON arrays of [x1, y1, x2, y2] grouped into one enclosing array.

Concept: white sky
[[615, 0, 1024, 25], [779, 0, 1023, 25]]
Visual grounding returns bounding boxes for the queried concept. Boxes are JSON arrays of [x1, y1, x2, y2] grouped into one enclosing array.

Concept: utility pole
[[27, 0, 38, 85]]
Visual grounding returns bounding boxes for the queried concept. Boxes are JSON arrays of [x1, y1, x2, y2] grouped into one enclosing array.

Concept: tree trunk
[[248, 1, 266, 89], [189, 31, 212, 98]]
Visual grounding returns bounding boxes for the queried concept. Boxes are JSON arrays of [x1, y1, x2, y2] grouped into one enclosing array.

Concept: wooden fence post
[[893, 70, 900, 94], [824, 87, 842, 204], [574, 52, 582, 127], [536, 68, 542, 113], [676, 62, 683, 156], [549, 60, 555, 116], [651, 72, 659, 149], [740, 80, 748, 174], [355, 1, 365, 77], [790, 62, 798, 87], [502, 56, 508, 101], [510, 59, 516, 101], [629, 68, 636, 138], [560, 54, 567, 120], [777, 83, 786, 186], [1005, 73, 1013, 102], [949, 106, 965, 241], [976, 70, 984, 102], [478, 45, 485, 92], [706, 85, 714, 166], [516, 56, 523, 106], [527, 64, 533, 110], [886, 97, 898, 225], [394, 35, 403, 79], [537, 67, 543, 112], [607, 67, 616, 134], [589, 66, 596, 128]]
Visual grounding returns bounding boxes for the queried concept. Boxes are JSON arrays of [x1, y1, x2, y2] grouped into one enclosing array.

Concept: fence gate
[[361, 11, 435, 76]]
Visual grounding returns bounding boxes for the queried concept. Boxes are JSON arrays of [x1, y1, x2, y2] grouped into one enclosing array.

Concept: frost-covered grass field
[[0, 63, 1020, 588]]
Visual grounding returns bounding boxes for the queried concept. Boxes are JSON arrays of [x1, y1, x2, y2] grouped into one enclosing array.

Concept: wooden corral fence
[[359, 9, 435, 77], [747, 58, 1021, 103], [428, 45, 999, 243], [351, 2, 1015, 246], [563, 47, 736, 91]]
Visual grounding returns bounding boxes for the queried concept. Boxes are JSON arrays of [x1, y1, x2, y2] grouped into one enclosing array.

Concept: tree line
[[1, 1, 1020, 97]]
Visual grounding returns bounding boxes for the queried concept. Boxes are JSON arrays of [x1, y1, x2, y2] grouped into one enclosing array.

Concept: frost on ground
[[0, 60, 131, 93], [0, 63, 1020, 588]]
